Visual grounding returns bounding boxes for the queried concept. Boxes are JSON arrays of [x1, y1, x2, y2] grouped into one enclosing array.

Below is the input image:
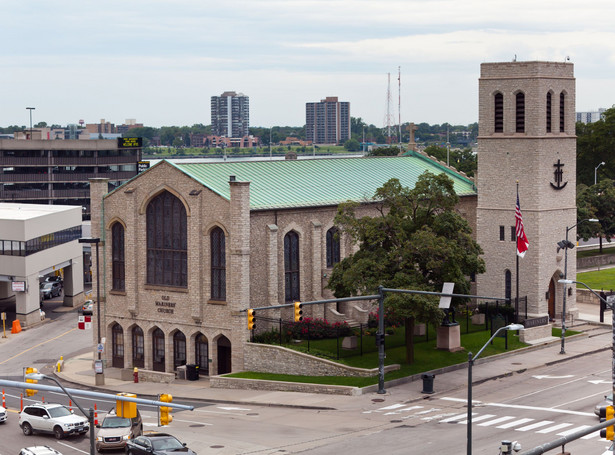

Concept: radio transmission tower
[[383, 73, 395, 144]]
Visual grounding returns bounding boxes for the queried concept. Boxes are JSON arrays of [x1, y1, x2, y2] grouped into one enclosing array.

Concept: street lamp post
[[559, 278, 615, 427], [79, 237, 104, 385], [557, 218, 599, 354], [26, 373, 95, 455], [467, 323, 524, 455], [595, 161, 606, 185], [26, 107, 35, 140]]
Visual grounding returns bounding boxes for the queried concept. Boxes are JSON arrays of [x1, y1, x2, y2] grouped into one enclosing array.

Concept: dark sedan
[[125, 432, 196, 455]]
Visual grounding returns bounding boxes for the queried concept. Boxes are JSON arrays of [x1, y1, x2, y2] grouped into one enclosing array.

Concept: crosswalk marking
[[516, 421, 554, 431], [582, 430, 602, 440], [497, 418, 534, 429], [440, 413, 473, 423], [478, 416, 516, 426], [537, 423, 573, 434], [457, 414, 497, 424], [557, 425, 592, 436]]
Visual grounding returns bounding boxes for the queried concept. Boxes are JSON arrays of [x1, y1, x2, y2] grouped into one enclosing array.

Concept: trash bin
[[421, 373, 435, 394], [176, 365, 187, 380], [186, 364, 199, 381]]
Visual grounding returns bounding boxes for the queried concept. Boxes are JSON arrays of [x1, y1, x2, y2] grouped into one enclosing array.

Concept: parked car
[[0, 404, 7, 423], [595, 392, 613, 417], [82, 300, 94, 316], [40, 282, 62, 300], [45, 276, 63, 288], [19, 403, 89, 439], [19, 447, 63, 455], [95, 409, 142, 452], [125, 432, 196, 455]]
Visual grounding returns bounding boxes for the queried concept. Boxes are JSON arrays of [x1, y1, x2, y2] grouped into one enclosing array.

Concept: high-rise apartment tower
[[305, 97, 351, 145], [211, 91, 250, 138]]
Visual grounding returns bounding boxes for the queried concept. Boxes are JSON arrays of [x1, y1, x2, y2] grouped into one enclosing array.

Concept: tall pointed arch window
[[326, 227, 340, 267], [546, 92, 552, 133], [516, 92, 525, 133], [494, 93, 503, 133], [505, 270, 512, 302], [146, 191, 187, 287], [560, 92, 566, 132], [211, 227, 226, 300], [111, 222, 125, 291], [284, 231, 300, 302]]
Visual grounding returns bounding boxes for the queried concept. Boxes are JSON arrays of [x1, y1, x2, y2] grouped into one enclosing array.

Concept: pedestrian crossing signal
[[600, 405, 615, 440], [294, 301, 303, 322], [247, 309, 256, 330]]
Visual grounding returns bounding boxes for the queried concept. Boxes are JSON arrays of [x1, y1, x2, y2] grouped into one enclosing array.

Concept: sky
[[2, 0, 615, 129]]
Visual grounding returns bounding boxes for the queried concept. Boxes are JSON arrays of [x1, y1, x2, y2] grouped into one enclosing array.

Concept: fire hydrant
[[133, 367, 139, 383]]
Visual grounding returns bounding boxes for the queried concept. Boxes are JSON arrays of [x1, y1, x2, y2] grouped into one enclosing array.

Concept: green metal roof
[[169, 156, 476, 210]]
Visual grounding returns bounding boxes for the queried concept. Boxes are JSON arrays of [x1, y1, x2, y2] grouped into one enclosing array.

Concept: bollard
[[133, 367, 139, 383], [2, 389, 5, 408], [94, 403, 98, 426], [69, 399, 72, 412], [20, 393, 23, 412], [421, 373, 435, 394]]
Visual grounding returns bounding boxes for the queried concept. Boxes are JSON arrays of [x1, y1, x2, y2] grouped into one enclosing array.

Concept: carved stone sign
[[522, 316, 549, 328], [155, 295, 176, 314]]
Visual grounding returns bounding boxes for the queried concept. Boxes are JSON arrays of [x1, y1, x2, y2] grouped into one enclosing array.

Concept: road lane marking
[[57, 441, 88, 454], [537, 422, 573, 433], [173, 418, 213, 425], [440, 412, 472, 423], [515, 421, 554, 431], [0, 328, 77, 364], [557, 425, 592, 436], [478, 416, 516, 426], [439, 397, 594, 417], [496, 418, 534, 429], [582, 430, 602, 439]]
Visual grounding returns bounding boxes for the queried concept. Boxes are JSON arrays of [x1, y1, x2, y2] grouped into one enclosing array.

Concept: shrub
[[286, 317, 353, 340], [368, 307, 405, 329]]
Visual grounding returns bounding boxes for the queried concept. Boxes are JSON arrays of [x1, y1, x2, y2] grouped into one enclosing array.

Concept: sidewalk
[[50, 302, 614, 410]]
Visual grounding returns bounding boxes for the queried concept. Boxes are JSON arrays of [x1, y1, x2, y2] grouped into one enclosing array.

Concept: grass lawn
[[577, 268, 615, 291]]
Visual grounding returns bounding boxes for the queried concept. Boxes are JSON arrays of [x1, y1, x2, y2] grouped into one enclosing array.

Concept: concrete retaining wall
[[210, 376, 362, 396], [577, 254, 615, 269], [243, 342, 399, 377]]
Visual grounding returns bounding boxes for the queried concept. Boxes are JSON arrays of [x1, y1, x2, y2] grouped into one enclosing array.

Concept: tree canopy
[[576, 107, 615, 187], [327, 172, 485, 363], [577, 179, 615, 252]]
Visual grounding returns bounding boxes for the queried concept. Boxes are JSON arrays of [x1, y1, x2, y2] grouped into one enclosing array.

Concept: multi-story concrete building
[[211, 91, 250, 138], [305, 97, 351, 145], [576, 108, 606, 124], [0, 138, 142, 219]]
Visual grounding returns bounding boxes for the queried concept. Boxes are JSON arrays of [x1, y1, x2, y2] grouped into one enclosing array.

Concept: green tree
[[576, 108, 615, 187], [327, 173, 485, 364], [344, 138, 361, 152], [577, 179, 615, 253]]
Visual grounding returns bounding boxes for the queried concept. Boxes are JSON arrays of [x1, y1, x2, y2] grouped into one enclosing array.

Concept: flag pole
[[516, 182, 520, 322]]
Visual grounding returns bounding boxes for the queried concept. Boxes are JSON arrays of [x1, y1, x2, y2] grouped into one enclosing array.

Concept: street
[[1, 307, 614, 454]]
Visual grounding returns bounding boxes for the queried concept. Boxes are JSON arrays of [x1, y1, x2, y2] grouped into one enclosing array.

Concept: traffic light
[[159, 394, 173, 426], [25, 367, 38, 396], [116, 393, 137, 418], [294, 301, 303, 322], [247, 309, 256, 330], [600, 405, 615, 440]]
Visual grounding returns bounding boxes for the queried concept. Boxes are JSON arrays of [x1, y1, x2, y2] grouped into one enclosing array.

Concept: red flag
[[516, 194, 529, 258]]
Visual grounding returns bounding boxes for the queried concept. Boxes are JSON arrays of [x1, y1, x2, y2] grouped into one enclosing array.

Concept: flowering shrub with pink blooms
[[286, 317, 353, 340]]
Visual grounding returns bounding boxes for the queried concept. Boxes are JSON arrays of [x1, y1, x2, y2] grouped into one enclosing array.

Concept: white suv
[[19, 403, 89, 439], [20, 447, 63, 455]]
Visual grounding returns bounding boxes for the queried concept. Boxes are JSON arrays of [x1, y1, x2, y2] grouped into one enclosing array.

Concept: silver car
[[595, 393, 613, 417]]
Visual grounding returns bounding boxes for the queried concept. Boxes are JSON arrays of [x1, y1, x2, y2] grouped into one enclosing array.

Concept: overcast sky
[[2, 0, 615, 129]]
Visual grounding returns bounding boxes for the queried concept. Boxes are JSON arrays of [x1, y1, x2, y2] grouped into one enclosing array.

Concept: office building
[[0, 138, 142, 219], [305, 97, 351, 145], [576, 109, 606, 124], [211, 92, 250, 138]]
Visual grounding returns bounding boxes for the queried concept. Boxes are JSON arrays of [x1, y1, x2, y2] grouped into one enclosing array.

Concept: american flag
[[516, 194, 529, 258]]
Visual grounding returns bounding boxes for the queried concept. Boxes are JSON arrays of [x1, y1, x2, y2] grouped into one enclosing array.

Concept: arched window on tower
[[516, 92, 525, 133], [560, 92, 566, 132], [505, 270, 512, 302], [494, 93, 503, 133], [546, 92, 552, 133]]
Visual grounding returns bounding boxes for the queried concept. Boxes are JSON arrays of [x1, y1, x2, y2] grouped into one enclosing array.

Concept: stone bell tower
[[476, 61, 576, 320]]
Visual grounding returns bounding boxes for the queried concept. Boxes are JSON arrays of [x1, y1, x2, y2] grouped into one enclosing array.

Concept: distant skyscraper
[[306, 97, 351, 145], [211, 91, 250, 138]]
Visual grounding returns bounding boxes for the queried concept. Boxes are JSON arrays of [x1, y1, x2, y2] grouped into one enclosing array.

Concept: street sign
[[97, 343, 104, 353]]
